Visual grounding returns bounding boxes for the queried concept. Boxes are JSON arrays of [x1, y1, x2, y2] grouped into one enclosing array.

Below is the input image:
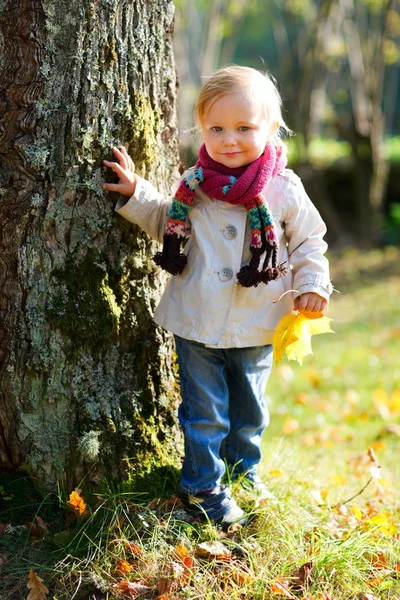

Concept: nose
[[222, 131, 237, 147]]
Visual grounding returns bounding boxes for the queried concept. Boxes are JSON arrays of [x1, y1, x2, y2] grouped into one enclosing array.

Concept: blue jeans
[[174, 335, 273, 494]]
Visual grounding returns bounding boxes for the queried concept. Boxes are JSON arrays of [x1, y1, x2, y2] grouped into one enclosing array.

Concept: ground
[[0, 246, 399, 600]]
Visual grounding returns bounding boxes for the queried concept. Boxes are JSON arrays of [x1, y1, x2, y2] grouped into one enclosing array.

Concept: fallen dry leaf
[[365, 513, 397, 536], [226, 520, 246, 534], [367, 448, 382, 480], [147, 496, 184, 511], [26, 517, 49, 538], [127, 542, 142, 556], [194, 541, 232, 560], [362, 593, 381, 600], [371, 552, 388, 570], [368, 576, 384, 587], [372, 389, 400, 419], [230, 566, 255, 586], [349, 506, 363, 521], [112, 580, 151, 597], [35, 516, 49, 535], [173, 544, 195, 569], [115, 559, 133, 574], [157, 577, 176, 596], [157, 562, 186, 595], [311, 490, 328, 506], [27, 569, 49, 600], [370, 440, 386, 452], [270, 579, 296, 597], [174, 544, 189, 560], [68, 489, 87, 515], [288, 561, 313, 593]]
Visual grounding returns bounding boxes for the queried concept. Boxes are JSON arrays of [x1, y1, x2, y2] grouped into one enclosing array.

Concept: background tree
[[0, 0, 181, 492], [337, 0, 396, 240], [174, 0, 260, 156], [175, 0, 400, 245]]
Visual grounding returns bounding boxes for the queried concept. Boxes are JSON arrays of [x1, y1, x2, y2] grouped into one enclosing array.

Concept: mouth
[[223, 152, 242, 157]]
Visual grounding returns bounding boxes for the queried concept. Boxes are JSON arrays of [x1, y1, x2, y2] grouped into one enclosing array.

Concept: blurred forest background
[[173, 0, 400, 248]]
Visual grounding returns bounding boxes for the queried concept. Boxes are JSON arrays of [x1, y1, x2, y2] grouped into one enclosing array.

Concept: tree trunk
[[0, 0, 182, 492]]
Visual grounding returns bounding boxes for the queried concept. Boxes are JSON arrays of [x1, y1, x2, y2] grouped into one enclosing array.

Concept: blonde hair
[[194, 65, 292, 146]]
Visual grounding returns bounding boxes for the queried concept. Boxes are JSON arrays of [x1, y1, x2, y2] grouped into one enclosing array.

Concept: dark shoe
[[179, 484, 248, 531]]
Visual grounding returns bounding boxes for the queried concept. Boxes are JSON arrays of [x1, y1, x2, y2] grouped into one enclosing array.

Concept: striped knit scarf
[[155, 143, 288, 288]]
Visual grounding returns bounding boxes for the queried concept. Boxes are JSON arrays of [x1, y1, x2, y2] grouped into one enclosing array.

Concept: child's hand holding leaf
[[293, 291, 328, 316]]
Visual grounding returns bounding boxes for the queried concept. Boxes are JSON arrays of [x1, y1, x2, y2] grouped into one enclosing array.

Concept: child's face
[[202, 91, 271, 168]]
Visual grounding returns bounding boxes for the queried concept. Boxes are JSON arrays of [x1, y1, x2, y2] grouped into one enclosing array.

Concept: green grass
[[1, 247, 400, 599]]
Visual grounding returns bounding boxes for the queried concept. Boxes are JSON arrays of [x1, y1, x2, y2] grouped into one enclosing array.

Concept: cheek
[[249, 133, 267, 151], [203, 132, 215, 148], [255, 133, 270, 152]]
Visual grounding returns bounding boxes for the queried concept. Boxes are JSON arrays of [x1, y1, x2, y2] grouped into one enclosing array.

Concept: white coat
[[115, 168, 333, 348]]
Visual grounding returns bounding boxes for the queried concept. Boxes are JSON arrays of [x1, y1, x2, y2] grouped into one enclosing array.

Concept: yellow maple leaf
[[273, 313, 334, 366], [366, 513, 397, 535], [27, 569, 48, 600], [349, 506, 363, 521], [390, 389, 400, 411], [268, 469, 283, 477]]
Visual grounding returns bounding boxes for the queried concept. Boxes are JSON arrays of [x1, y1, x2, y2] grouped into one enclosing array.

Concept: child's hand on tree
[[293, 292, 328, 318], [103, 147, 137, 197]]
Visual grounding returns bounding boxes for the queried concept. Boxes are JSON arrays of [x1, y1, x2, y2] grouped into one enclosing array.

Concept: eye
[[212, 126, 223, 132], [239, 126, 250, 131]]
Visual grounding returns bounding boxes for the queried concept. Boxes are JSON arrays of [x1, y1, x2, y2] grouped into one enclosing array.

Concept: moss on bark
[[46, 253, 121, 347]]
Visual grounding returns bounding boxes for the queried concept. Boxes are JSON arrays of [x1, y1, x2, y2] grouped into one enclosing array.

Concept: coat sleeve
[[114, 175, 173, 243], [282, 175, 333, 301]]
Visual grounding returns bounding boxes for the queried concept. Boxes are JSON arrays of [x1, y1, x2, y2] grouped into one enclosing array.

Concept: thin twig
[[333, 476, 373, 508]]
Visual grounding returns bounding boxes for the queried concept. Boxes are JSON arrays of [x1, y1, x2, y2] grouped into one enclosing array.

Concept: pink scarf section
[[198, 142, 287, 206]]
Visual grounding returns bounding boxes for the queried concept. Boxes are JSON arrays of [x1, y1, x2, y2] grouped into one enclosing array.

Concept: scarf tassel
[[154, 235, 187, 276], [259, 246, 288, 283], [237, 245, 289, 288], [236, 246, 264, 288]]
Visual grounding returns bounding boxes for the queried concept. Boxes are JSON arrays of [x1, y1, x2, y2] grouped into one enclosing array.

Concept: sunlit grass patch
[[43, 477, 400, 599], [1, 247, 400, 599]]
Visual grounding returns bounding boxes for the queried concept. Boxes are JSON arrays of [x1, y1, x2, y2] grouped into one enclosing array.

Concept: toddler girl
[[103, 66, 332, 530]]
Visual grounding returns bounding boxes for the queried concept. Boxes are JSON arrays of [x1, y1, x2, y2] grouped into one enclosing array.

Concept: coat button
[[219, 268, 233, 282], [223, 225, 237, 240]]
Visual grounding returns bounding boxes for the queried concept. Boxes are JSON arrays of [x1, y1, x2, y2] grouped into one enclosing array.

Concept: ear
[[272, 120, 280, 135], [266, 120, 280, 142]]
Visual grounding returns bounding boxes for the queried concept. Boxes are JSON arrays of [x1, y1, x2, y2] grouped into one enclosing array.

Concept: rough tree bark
[[0, 0, 182, 492]]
